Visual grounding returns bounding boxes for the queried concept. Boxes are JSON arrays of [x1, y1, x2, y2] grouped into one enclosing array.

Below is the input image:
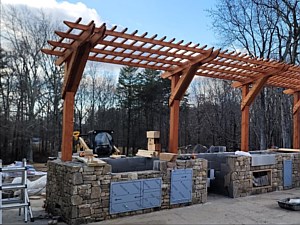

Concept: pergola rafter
[[42, 18, 300, 161]]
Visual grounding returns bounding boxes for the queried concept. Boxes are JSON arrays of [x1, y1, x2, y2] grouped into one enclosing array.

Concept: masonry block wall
[[209, 153, 300, 198], [197, 152, 300, 198], [224, 153, 300, 198], [46, 158, 207, 225]]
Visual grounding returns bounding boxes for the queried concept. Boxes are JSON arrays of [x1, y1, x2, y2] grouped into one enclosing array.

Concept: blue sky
[[2, 0, 219, 74], [62, 0, 218, 47]]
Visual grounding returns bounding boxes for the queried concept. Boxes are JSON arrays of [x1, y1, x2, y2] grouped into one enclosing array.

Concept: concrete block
[[146, 131, 160, 138], [251, 155, 276, 166], [148, 144, 161, 151]]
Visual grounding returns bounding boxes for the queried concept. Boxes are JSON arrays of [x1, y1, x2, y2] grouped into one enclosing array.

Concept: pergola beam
[[232, 64, 289, 89], [41, 18, 300, 159], [284, 87, 300, 95], [293, 92, 300, 149], [61, 43, 90, 98], [55, 22, 105, 66], [61, 25, 106, 98], [293, 97, 300, 114], [237, 65, 289, 111], [161, 47, 215, 79], [168, 49, 220, 106], [241, 76, 269, 110]]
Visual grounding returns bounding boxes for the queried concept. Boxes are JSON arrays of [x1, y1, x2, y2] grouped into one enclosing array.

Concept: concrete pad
[[1, 196, 67, 225], [91, 188, 300, 225], [2, 188, 300, 224]]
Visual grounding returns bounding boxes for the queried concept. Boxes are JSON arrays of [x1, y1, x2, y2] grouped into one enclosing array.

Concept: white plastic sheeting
[[234, 151, 251, 157], [12, 175, 47, 196]]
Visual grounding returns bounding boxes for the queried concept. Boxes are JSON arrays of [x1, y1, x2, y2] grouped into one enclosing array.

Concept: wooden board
[[136, 149, 158, 158], [159, 153, 177, 162], [270, 148, 300, 153], [109, 155, 126, 159], [72, 156, 107, 166]]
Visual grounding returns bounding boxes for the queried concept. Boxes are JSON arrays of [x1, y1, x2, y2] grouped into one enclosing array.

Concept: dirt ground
[[2, 188, 300, 225]]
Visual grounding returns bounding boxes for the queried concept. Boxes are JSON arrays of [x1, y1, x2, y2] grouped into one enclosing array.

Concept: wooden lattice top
[[42, 18, 300, 94]]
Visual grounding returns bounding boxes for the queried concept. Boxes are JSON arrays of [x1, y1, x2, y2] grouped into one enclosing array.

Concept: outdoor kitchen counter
[[197, 151, 300, 198], [46, 158, 208, 225]]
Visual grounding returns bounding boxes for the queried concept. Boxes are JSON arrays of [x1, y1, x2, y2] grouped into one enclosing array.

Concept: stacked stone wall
[[46, 158, 207, 225], [221, 153, 300, 198]]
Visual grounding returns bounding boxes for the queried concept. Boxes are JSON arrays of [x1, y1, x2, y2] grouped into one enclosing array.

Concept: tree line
[[0, 1, 299, 164]]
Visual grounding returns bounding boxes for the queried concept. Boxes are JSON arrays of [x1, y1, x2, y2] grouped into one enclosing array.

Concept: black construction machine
[[73, 130, 120, 157]]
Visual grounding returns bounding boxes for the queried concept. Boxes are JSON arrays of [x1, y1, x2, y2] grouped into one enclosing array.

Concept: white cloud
[[2, 0, 102, 26], [1, 0, 127, 75]]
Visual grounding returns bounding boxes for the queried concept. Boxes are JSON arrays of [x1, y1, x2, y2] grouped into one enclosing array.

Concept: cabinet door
[[110, 178, 163, 214], [283, 160, 292, 188], [110, 180, 142, 214], [142, 178, 162, 208], [110, 200, 142, 214], [143, 178, 161, 192], [111, 180, 141, 197], [111, 194, 141, 204], [170, 169, 193, 204], [142, 191, 161, 208]]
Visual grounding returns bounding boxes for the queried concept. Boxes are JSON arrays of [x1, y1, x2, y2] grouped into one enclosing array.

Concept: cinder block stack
[[147, 131, 161, 151]]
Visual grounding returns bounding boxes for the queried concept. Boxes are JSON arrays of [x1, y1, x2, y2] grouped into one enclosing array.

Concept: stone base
[[46, 158, 208, 224]]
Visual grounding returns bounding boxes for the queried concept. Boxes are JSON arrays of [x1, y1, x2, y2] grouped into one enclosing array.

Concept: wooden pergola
[[42, 18, 300, 161]]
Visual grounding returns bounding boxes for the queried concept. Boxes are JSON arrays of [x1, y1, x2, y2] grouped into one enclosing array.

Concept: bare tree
[[0, 5, 62, 162], [208, 0, 299, 149]]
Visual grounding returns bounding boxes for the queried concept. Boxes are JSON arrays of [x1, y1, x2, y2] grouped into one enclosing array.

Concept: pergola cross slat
[[41, 18, 300, 161]]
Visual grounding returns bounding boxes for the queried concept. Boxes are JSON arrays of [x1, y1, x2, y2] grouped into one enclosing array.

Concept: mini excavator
[[73, 130, 120, 158]]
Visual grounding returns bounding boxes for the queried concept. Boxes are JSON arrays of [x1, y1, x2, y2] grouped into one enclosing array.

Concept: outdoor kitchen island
[[46, 157, 208, 225], [198, 150, 300, 198]]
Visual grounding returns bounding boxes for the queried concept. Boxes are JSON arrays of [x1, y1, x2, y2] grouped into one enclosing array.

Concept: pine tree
[[116, 66, 139, 155]]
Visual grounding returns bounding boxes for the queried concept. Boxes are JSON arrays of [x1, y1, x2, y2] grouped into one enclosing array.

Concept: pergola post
[[61, 91, 75, 161], [293, 91, 300, 149], [165, 49, 220, 153], [241, 85, 250, 152], [236, 66, 289, 152], [240, 76, 269, 151], [44, 21, 106, 161], [169, 75, 180, 153]]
